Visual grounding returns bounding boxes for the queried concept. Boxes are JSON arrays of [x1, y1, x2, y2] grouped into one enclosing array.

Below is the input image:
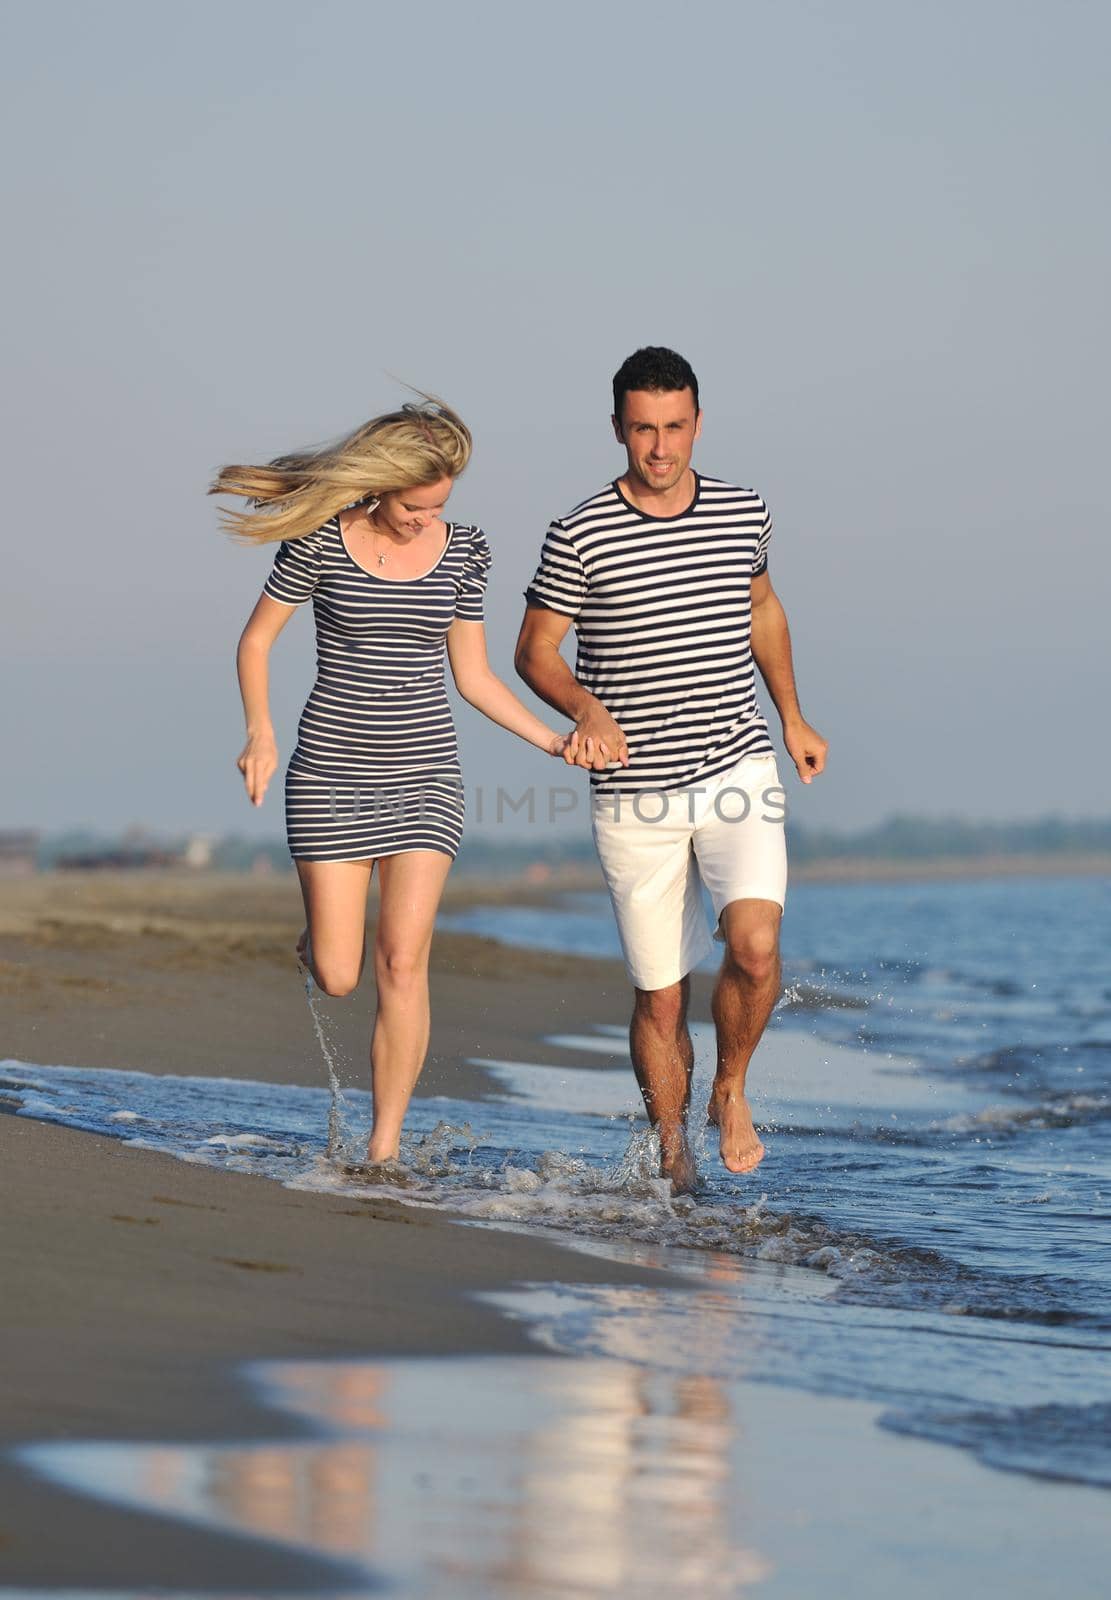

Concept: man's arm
[[749, 571, 828, 784], [514, 603, 629, 771]]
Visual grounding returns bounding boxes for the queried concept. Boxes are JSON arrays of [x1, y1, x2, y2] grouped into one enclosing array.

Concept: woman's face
[[375, 477, 454, 538]]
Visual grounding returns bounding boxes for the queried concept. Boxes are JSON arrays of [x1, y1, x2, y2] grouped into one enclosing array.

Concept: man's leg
[[707, 898, 782, 1173], [629, 974, 697, 1194], [591, 787, 712, 1196]]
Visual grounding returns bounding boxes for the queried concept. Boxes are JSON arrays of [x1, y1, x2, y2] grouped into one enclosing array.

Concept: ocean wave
[[879, 1400, 1111, 1489], [935, 1093, 1111, 1135], [950, 1040, 1111, 1087], [296, 1123, 924, 1285], [297, 1123, 1109, 1333], [202, 1132, 305, 1157]]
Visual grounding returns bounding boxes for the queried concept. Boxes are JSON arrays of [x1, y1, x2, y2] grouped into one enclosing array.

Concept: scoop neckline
[[612, 470, 702, 523], [335, 513, 455, 583]]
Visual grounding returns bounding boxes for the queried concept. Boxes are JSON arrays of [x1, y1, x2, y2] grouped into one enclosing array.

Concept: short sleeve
[[454, 526, 492, 621], [751, 500, 773, 577], [524, 521, 587, 618], [262, 527, 325, 607]]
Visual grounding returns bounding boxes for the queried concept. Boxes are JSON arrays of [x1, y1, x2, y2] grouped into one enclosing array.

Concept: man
[[515, 346, 827, 1194]]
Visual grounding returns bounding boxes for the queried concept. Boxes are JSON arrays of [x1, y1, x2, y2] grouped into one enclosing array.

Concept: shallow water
[[442, 876, 1111, 1327]]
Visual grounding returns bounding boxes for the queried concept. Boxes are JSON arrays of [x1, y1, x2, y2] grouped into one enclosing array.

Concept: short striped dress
[[262, 514, 491, 862]]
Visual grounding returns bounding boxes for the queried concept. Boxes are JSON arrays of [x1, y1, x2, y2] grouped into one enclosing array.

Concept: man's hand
[[783, 720, 828, 785], [565, 700, 630, 770]]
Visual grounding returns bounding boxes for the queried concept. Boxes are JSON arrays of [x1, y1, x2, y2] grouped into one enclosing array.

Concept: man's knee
[[721, 918, 780, 985]]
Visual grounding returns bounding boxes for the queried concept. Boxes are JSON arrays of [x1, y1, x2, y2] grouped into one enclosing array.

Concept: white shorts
[[591, 751, 788, 992]]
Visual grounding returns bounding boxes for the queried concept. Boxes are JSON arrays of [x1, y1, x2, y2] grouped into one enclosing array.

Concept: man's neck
[[616, 467, 697, 519]]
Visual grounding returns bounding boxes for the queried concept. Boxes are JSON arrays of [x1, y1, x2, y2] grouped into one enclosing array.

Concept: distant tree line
[[785, 815, 1111, 862]]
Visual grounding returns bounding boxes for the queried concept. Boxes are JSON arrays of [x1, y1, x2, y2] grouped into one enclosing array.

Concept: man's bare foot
[[658, 1123, 698, 1196], [707, 1084, 766, 1174]]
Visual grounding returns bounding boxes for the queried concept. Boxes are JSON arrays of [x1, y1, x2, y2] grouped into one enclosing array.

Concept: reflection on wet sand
[[249, 1345, 771, 1595], [211, 1364, 389, 1558], [21, 1333, 771, 1596]]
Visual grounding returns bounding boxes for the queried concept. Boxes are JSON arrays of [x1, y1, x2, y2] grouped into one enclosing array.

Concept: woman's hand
[[237, 730, 279, 807], [547, 731, 573, 758]]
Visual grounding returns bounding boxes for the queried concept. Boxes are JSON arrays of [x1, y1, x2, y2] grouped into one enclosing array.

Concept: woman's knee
[[313, 960, 363, 998], [311, 940, 366, 998], [374, 944, 429, 990]]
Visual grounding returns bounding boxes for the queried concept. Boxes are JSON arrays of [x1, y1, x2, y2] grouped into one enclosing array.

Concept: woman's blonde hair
[[209, 397, 472, 545]]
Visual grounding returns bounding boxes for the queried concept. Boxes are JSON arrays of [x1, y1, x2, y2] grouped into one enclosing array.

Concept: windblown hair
[[612, 346, 700, 421], [209, 397, 472, 545]]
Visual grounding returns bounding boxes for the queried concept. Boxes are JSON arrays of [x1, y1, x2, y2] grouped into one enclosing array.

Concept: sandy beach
[[0, 868, 656, 1097]]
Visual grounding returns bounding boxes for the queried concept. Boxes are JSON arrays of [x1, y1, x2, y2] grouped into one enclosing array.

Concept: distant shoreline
[[460, 851, 1111, 889], [13, 850, 1111, 892]]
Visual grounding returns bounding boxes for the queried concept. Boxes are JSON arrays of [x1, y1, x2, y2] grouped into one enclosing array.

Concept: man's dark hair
[[612, 346, 700, 421]]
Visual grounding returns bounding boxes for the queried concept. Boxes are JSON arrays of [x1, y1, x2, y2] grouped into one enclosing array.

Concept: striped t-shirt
[[263, 515, 491, 781], [525, 473, 774, 792]]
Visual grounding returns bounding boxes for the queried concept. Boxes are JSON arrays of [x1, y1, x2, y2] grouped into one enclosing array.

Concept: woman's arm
[[235, 594, 298, 806], [447, 618, 566, 755]]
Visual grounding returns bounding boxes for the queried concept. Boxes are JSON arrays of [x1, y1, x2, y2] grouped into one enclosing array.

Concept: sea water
[[2, 875, 1109, 1508]]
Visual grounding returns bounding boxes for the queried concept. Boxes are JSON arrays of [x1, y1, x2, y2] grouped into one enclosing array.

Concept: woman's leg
[[367, 848, 453, 1161], [294, 858, 374, 996]]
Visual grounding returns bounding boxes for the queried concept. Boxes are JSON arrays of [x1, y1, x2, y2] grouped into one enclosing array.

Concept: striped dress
[[525, 473, 775, 793], [262, 514, 491, 861]]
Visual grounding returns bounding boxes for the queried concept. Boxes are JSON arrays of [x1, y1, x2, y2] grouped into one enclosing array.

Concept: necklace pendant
[[377, 553, 387, 567]]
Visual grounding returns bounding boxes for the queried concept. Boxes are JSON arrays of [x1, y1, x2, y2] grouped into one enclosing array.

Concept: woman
[[212, 399, 567, 1164]]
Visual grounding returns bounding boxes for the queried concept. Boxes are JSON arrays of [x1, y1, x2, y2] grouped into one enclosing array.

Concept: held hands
[[783, 719, 828, 785], [558, 701, 630, 771], [237, 730, 279, 807]]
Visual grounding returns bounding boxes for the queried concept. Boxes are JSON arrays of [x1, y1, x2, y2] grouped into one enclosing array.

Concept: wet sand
[[0, 871, 691, 1591], [0, 1118, 696, 1593]]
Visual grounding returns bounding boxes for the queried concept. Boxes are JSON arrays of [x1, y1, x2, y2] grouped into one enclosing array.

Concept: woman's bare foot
[[658, 1122, 699, 1196], [343, 1159, 411, 1187], [296, 927, 312, 976], [367, 1132, 401, 1164], [707, 1084, 766, 1174]]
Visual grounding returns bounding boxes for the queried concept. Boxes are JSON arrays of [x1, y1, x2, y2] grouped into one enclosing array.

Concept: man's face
[[613, 387, 702, 493]]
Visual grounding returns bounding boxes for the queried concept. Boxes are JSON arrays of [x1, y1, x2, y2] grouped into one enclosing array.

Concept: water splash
[[408, 1118, 480, 1176], [300, 958, 355, 1158], [601, 1124, 665, 1191]]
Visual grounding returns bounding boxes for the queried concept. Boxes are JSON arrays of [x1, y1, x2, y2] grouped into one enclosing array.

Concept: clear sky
[[2, 0, 1107, 842]]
